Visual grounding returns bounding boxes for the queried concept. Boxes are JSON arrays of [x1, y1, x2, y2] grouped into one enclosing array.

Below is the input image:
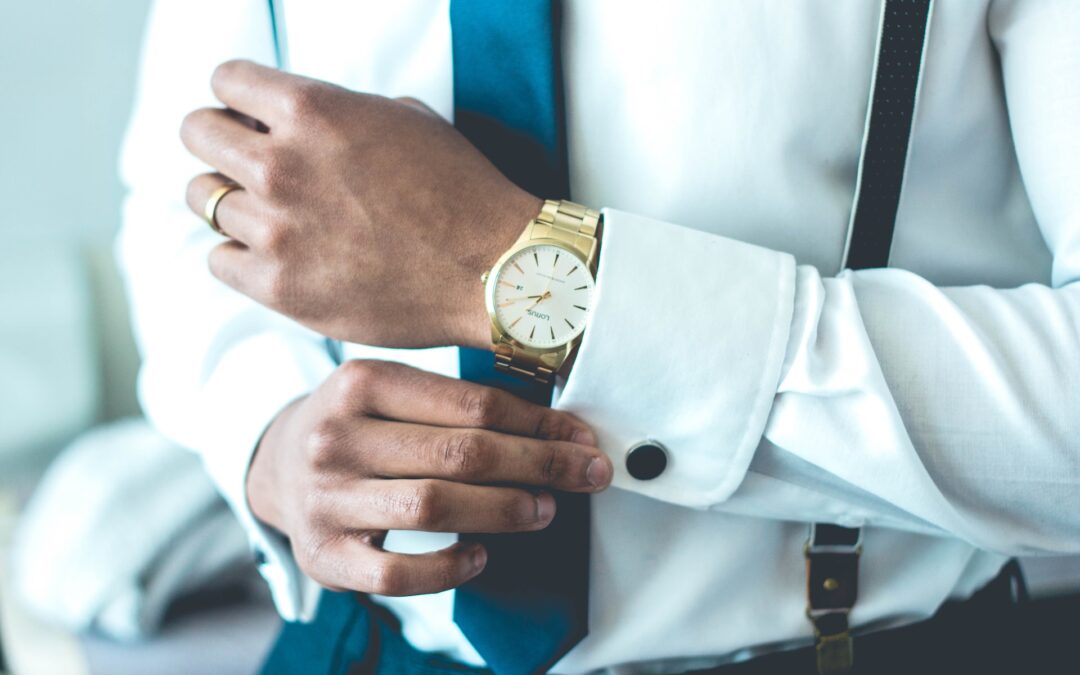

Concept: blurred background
[[0, 3, 1076, 675], [0, 3, 279, 674], [1, 1, 146, 469]]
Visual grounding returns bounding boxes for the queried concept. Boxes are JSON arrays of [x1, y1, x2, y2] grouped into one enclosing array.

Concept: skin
[[180, 60, 610, 595], [181, 59, 542, 350]]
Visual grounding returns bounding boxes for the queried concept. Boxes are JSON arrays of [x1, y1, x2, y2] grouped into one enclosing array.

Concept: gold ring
[[204, 183, 242, 236]]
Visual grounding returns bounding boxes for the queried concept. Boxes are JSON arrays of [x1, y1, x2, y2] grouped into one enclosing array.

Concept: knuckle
[[395, 96, 436, 118], [503, 494, 535, 527], [533, 409, 568, 441], [261, 261, 290, 306], [184, 177, 204, 212], [439, 431, 487, 479], [178, 108, 208, 146], [178, 113, 195, 146], [283, 81, 324, 120], [300, 488, 333, 527], [262, 265, 305, 316], [294, 532, 333, 577], [334, 360, 380, 399], [249, 149, 290, 196], [398, 481, 445, 529], [206, 245, 227, 281], [434, 558, 459, 590], [206, 244, 240, 287], [254, 214, 289, 253], [540, 445, 570, 483], [303, 419, 343, 469], [211, 59, 246, 91], [365, 559, 406, 596], [458, 387, 502, 428]]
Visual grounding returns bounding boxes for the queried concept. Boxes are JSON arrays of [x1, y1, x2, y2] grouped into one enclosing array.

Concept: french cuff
[[555, 209, 796, 508], [194, 331, 334, 622]]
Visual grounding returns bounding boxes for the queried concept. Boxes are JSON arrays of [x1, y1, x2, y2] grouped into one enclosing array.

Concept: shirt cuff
[[193, 332, 334, 622], [555, 209, 796, 508]]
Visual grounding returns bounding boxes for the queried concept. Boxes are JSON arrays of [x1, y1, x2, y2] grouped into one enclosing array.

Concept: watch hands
[[525, 291, 552, 311]]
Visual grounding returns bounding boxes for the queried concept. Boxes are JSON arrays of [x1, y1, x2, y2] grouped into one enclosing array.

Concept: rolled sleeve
[[555, 208, 796, 508]]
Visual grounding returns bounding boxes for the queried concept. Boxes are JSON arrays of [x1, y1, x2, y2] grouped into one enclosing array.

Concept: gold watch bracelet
[[492, 199, 600, 384]]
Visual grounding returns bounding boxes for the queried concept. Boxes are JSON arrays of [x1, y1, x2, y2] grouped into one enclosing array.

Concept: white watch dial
[[491, 244, 595, 349]]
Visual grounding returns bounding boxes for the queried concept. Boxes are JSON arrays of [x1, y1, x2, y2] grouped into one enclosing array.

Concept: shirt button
[[254, 550, 268, 567], [625, 441, 668, 480]]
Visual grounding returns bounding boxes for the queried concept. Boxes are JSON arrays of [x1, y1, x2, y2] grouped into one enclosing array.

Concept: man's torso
[[275, 1, 1041, 671]]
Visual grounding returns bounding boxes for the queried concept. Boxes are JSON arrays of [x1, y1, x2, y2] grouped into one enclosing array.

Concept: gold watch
[[481, 199, 600, 384]]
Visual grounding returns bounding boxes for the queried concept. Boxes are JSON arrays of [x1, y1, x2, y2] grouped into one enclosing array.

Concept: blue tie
[[451, 2, 590, 674], [259, 4, 588, 674]]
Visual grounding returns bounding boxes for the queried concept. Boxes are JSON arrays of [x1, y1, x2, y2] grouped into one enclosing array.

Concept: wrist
[[455, 189, 543, 350]]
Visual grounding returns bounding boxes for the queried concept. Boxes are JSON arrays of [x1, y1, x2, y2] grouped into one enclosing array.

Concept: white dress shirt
[[117, 1, 1080, 672]]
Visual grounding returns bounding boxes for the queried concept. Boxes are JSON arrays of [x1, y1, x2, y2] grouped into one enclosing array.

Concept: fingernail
[[586, 457, 612, 488], [535, 493, 556, 521], [470, 545, 487, 572], [571, 428, 597, 446]]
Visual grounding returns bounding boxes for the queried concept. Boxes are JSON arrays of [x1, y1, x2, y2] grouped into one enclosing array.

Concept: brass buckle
[[815, 628, 854, 674]]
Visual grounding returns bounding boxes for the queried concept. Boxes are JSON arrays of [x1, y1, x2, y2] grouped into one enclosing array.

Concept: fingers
[[207, 239, 263, 295], [328, 479, 556, 534], [304, 538, 486, 597], [354, 419, 610, 492], [328, 359, 598, 445], [395, 96, 439, 118], [186, 173, 262, 244], [211, 59, 326, 126], [180, 107, 266, 186]]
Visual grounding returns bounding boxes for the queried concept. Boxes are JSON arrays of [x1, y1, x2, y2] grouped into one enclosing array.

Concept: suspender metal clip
[[805, 524, 862, 675], [814, 625, 855, 675]]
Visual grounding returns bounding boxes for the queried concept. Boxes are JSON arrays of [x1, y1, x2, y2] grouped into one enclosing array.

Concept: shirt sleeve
[[116, 0, 332, 622], [556, 0, 1080, 557]]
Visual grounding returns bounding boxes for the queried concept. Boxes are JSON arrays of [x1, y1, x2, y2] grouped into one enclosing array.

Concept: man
[[118, 0, 1080, 673]]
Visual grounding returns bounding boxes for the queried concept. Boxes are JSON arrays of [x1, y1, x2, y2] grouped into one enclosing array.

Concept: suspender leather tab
[[805, 524, 863, 675]]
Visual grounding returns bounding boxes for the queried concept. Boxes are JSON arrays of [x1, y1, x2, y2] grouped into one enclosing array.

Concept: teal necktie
[[452, 2, 590, 674], [260, 3, 588, 674]]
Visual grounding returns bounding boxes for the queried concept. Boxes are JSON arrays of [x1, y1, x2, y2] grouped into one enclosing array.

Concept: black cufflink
[[625, 441, 668, 480]]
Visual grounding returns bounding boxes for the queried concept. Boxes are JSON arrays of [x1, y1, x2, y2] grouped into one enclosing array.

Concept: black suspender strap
[[842, 0, 933, 272], [806, 2, 932, 674]]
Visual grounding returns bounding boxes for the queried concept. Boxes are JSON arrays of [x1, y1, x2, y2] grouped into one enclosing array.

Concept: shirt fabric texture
[[117, 1, 1080, 672]]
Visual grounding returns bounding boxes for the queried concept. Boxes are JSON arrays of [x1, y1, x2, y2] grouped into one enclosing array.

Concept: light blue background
[[0, 1, 151, 471]]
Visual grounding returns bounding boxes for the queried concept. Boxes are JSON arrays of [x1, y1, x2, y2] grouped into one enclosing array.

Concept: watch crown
[[480, 271, 490, 284]]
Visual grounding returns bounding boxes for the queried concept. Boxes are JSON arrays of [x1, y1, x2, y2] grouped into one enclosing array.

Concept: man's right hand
[[246, 359, 611, 597]]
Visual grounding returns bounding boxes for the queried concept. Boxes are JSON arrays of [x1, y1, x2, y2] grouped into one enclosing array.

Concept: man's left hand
[[182, 59, 541, 350]]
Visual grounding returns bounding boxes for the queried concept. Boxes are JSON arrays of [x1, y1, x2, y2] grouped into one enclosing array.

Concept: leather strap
[[842, 0, 933, 272], [810, 2, 933, 673], [805, 524, 864, 674]]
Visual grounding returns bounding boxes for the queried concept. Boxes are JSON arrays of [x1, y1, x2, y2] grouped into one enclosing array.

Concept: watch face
[[491, 244, 595, 349]]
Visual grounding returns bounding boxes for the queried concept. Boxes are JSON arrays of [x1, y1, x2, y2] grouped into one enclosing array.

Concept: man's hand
[[247, 360, 611, 597], [181, 59, 541, 350]]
